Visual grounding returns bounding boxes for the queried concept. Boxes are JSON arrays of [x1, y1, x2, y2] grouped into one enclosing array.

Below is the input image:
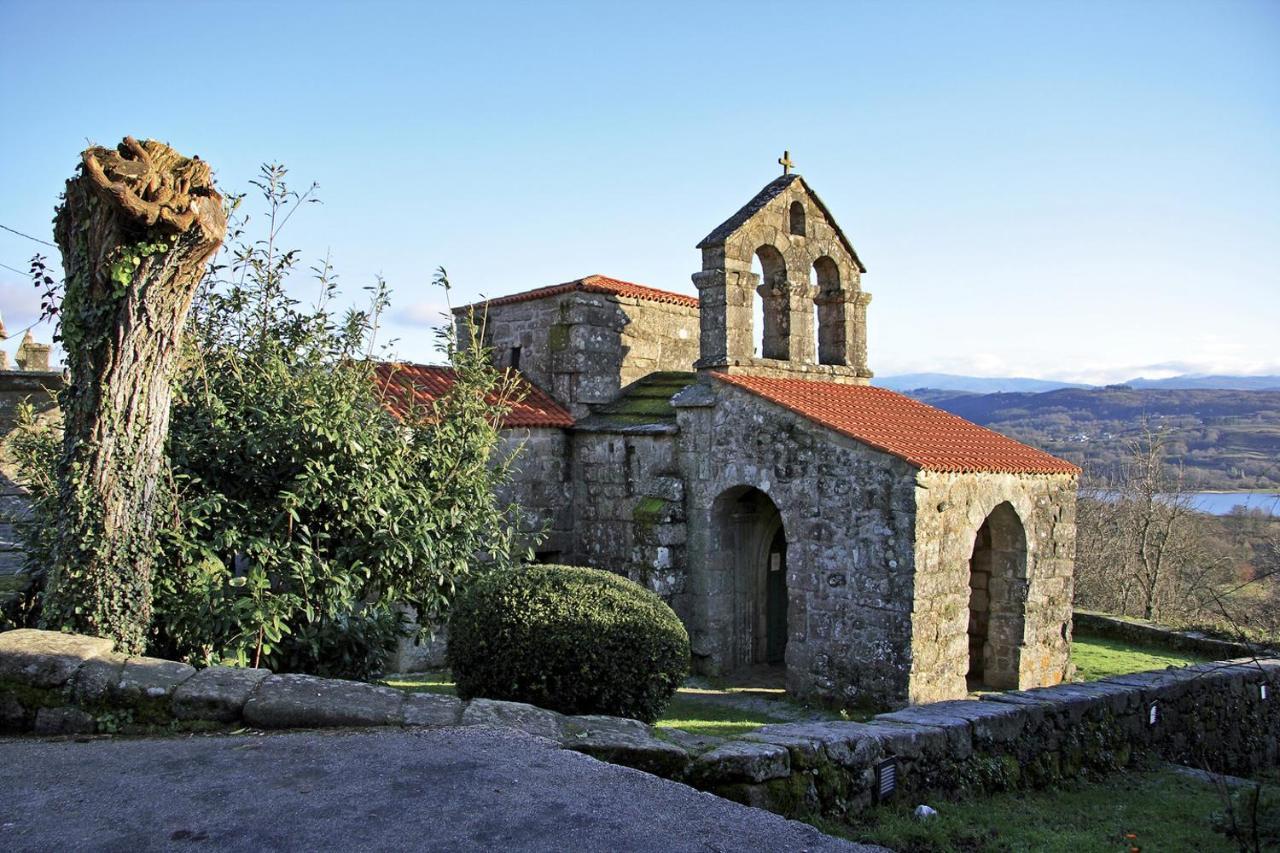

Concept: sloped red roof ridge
[[714, 373, 1080, 475], [456, 274, 699, 312], [373, 362, 574, 429]]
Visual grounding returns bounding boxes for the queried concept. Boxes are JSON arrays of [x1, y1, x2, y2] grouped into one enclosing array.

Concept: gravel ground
[[0, 726, 882, 852]]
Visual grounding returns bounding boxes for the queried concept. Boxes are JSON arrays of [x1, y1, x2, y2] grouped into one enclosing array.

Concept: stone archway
[[710, 486, 788, 671], [966, 502, 1028, 689]]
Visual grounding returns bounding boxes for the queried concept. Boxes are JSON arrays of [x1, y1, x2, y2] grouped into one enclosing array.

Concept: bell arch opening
[[813, 256, 845, 366], [966, 501, 1028, 689], [750, 254, 765, 357], [709, 486, 788, 670], [754, 245, 790, 360]]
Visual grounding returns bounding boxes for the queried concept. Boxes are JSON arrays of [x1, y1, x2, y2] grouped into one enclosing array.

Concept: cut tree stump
[[44, 137, 226, 653]]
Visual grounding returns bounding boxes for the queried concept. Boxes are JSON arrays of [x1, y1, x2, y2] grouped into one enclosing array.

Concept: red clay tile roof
[[714, 373, 1080, 475], [373, 362, 574, 429], [458, 274, 699, 311]]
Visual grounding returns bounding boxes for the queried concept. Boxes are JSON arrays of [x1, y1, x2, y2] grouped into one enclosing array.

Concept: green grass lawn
[[385, 631, 1208, 737], [382, 671, 809, 736], [821, 766, 1278, 853], [383, 672, 457, 696], [652, 691, 790, 737], [1071, 632, 1210, 682]]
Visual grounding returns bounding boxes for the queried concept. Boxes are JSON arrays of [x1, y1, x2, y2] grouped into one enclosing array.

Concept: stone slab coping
[[1073, 610, 1278, 658], [3, 628, 1278, 799]]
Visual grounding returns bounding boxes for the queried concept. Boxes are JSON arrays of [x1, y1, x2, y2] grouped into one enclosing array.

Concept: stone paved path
[[0, 726, 883, 852]]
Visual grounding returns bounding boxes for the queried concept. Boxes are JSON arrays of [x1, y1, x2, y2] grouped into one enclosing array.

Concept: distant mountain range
[[875, 373, 1280, 394], [897, 385, 1280, 491]]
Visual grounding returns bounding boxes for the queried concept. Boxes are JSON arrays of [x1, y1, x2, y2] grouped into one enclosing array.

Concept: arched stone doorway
[[966, 502, 1028, 689], [710, 486, 788, 671]]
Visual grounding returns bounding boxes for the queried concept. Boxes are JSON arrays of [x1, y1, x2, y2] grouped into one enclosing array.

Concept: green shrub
[[270, 605, 407, 681], [448, 564, 689, 723], [10, 164, 529, 674]]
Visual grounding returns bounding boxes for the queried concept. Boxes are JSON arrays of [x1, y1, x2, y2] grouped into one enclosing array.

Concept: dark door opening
[[765, 527, 788, 665]]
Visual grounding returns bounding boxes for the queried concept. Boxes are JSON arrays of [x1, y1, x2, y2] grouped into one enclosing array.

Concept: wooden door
[[765, 527, 788, 665]]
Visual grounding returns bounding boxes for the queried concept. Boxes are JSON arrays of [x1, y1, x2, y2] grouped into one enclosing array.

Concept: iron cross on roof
[[778, 150, 795, 175]]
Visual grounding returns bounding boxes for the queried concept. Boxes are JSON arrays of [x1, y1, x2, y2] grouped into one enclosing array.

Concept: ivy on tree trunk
[[44, 137, 226, 653]]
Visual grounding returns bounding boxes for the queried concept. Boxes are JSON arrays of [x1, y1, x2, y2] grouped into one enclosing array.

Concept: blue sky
[[1, 0, 1277, 383]]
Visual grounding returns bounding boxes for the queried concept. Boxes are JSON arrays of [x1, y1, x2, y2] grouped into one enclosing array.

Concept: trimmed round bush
[[447, 564, 689, 723]]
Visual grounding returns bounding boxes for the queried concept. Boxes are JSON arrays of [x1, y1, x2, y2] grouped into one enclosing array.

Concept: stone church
[[380, 167, 1080, 710]]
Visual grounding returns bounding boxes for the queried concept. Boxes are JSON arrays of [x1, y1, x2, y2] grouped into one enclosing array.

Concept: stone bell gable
[[693, 174, 872, 383]]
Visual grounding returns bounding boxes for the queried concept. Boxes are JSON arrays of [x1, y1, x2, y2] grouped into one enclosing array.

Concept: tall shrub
[[14, 163, 531, 676]]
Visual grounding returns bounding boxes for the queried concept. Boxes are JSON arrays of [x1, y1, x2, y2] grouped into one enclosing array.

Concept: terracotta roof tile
[[373, 362, 574, 429], [714, 373, 1080, 475], [458, 274, 699, 311]]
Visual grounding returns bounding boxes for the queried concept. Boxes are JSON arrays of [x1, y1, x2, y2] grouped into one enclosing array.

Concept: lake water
[[1189, 492, 1280, 516]]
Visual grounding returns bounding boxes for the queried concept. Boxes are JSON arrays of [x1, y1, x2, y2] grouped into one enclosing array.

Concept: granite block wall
[[465, 292, 698, 418]]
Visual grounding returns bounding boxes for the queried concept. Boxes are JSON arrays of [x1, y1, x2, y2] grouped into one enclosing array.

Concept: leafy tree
[[1075, 423, 1236, 621], [14, 164, 532, 677]]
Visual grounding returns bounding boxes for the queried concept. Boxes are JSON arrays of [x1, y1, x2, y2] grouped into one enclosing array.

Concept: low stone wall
[[2, 628, 1278, 822], [1074, 609, 1273, 660]]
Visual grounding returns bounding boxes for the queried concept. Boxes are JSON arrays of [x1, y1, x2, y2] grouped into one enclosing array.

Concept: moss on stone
[[633, 497, 669, 530], [589, 372, 696, 428], [762, 771, 820, 817], [548, 324, 570, 352], [0, 574, 33, 594], [605, 397, 677, 417], [0, 680, 67, 711]]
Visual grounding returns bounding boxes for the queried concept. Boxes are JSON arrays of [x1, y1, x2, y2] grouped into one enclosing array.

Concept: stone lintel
[[698, 361, 869, 385]]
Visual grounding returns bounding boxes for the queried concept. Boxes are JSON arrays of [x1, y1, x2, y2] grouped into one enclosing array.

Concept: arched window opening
[[789, 201, 806, 237], [755, 246, 789, 360], [967, 502, 1028, 689], [813, 256, 845, 366]]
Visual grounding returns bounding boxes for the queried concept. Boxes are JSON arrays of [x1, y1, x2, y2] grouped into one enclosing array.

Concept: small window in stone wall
[[625, 443, 636, 497], [510, 346, 522, 369], [789, 201, 806, 237]]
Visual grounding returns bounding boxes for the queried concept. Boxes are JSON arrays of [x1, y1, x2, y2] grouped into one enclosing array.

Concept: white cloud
[[0, 278, 45, 329], [393, 301, 452, 329]]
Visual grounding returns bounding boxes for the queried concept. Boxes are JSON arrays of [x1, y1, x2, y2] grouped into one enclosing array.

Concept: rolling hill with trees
[[907, 386, 1280, 490]]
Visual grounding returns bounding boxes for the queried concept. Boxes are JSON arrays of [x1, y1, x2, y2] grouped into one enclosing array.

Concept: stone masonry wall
[[467, 292, 699, 418], [5, 628, 1276, 826], [497, 427, 573, 559], [391, 426, 573, 672], [567, 430, 687, 605], [616, 300, 700, 390], [1074, 610, 1272, 659], [909, 471, 1078, 704], [0, 370, 62, 606], [673, 379, 921, 710]]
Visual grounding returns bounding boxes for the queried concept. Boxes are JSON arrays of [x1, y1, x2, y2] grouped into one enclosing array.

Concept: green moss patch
[[589, 372, 696, 428]]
